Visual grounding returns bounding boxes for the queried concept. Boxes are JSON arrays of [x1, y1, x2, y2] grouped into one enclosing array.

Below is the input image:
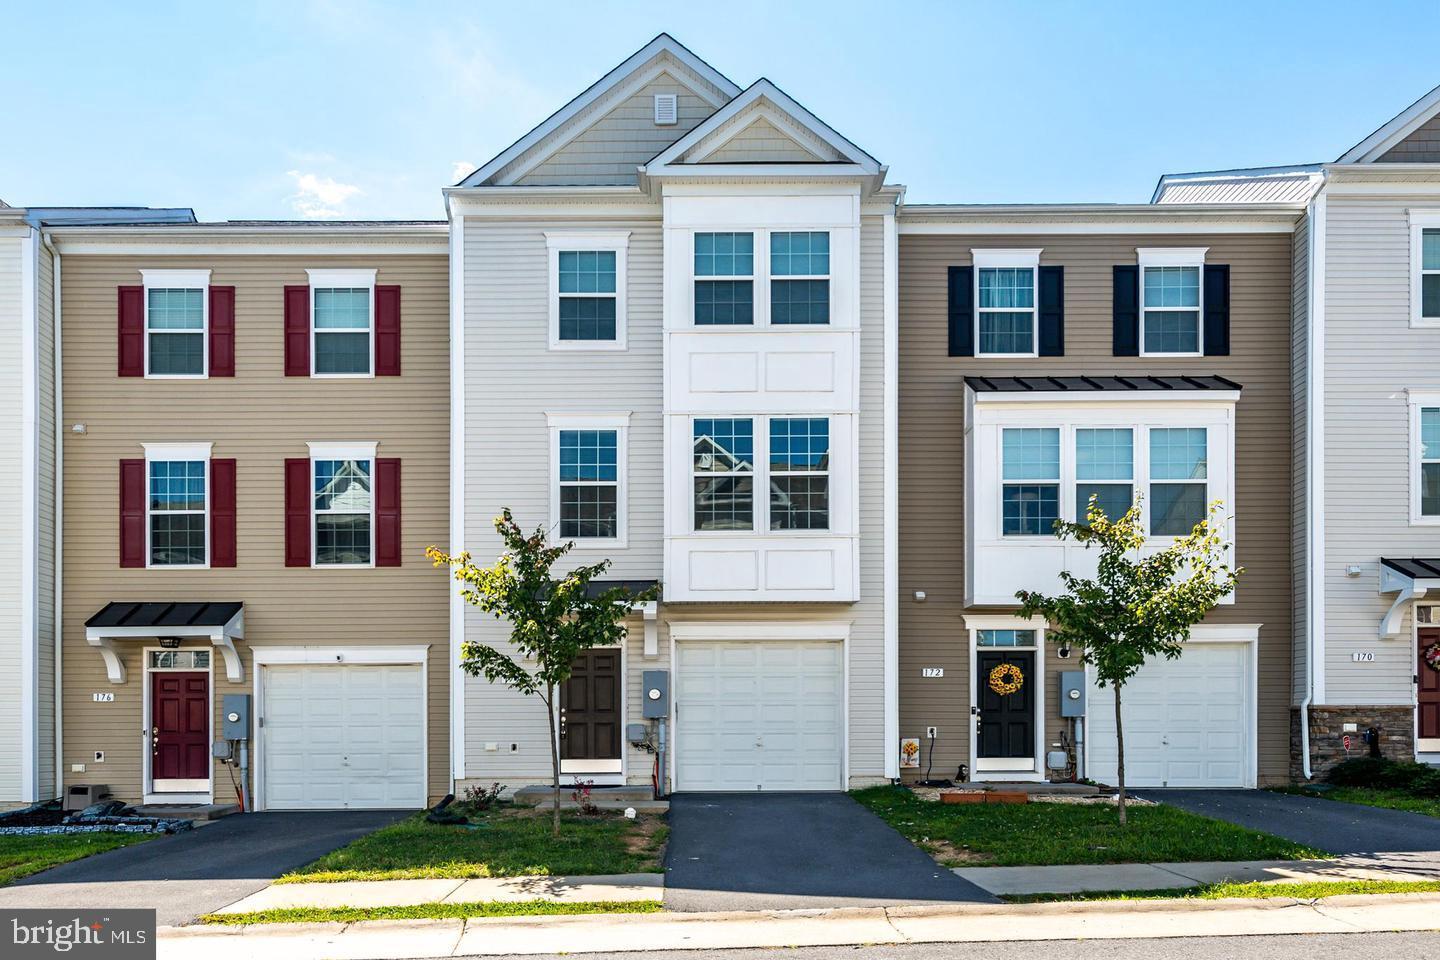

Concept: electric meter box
[[642, 671, 669, 719], [222, 694, 252, 740], [1059, 671, 1086, 718]]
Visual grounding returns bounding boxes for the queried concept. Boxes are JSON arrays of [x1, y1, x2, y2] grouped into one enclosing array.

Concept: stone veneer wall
[[1289, 706, 1414, 782]]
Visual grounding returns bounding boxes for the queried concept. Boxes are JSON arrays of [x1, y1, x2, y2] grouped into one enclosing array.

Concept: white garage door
[[676, 641, 843, 792], [1087, 643, 1251, 788], [262, 664, 426, 810]]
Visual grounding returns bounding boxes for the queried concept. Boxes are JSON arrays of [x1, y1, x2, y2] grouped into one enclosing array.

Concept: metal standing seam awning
[[1379, 559, 1440, 637], [85, 601, 244, 683]]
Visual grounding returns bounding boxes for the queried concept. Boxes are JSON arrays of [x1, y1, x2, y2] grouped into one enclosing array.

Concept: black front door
[[977, 650, 1035, 759], [561, 648, 621, 761]]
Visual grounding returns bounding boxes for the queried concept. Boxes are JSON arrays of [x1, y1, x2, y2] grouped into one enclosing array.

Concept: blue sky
[[4, 1, 1438, 220]]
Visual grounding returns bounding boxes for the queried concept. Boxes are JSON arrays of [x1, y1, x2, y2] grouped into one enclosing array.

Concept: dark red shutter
[[209, 286, 236, 376], [119, 459, 146, 567], [118, 286, 145, 377], [375, 458, 402, 566], [284, 458, 311, 567], [284, 285, 310, 376], [375, 285, 401, 376], [210, 458, 237, 567]]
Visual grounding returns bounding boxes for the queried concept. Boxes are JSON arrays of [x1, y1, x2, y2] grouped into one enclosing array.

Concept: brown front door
[[561, 649, 621, 762], [1420, 629, 1440, 744], [151, 671, 209, 790]]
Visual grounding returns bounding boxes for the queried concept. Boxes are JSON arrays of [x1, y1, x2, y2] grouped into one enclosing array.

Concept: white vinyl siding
[[0, 235, 24, 800]]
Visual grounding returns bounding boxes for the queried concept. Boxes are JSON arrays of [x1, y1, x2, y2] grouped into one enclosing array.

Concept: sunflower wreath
[[988, 662, 1025, 696]]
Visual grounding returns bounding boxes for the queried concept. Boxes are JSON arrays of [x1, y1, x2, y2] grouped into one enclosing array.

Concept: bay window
[[694, 233, 755, 325], [693, 416, 832, 533], [1148, 427, 1208, 535], [1075, 428, 1134, 524], [1001, 428, 1059, 536]]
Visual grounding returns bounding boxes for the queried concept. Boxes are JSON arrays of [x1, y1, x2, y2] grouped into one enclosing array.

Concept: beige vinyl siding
[[1321, 194, 1440, 705], [898, 231, 1296, 784], [0, 235, 24, 801], [703, 117, 825, 163], [1292, 213, 1310, 705], [515, 74, 718, 187], [36, 244, 55, 796], [60, 253, 450, 805], [1378, 115, 1440, 163], [458, 212, 891, 787]]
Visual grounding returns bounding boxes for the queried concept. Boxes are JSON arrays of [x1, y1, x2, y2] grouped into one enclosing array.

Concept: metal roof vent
[[653, 94, 678, 126]]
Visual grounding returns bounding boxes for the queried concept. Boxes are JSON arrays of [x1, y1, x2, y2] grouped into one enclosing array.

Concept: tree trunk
[[1114, 681, 1127, 827], [546, 684, 561, 837]]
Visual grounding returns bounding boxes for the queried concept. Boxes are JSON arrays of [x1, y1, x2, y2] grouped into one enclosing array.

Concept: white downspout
[[44, 230, 62, 799], [1301, 187, 1327, 780]]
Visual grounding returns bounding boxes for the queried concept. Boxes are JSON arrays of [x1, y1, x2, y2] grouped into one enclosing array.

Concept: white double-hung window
[[141, 270, 209, 378], [1409, 393, 1440, 522], [1410, 212, 1440, 326], [1138, 248, 1206, 357], [308, 269, 375, 376], [691, 416, 831, 533], [309, 442, 375, 566], [692, 230, 835, 326], [548, 413, 629, 545], [144, 442, 212, 567], [547, 232, 629, 349], [974, 250, 1039, 357]]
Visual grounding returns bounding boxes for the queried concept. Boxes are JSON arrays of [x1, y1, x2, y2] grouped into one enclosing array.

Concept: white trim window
[[141, 269, 209, 378], [548, 413, 629, 546], [1410, 393, 1440, 522], [769, 417, 830, 530], [144, 442, 212, 568], [308, 268, 376, 377], [693, 417, 756, 529], [770, 231, 830, 325], [694, 232, 755, 325], [1138, 248, 1206, 357], [1075, 427, 1134, 525], [1148, 427, 1209, 535], [309, 442, 376, 567], [692, 416, 831, 533], [1001, 428, 1060, 536], [546, 232, 629, 350], [1411, 212, 1440, 327], [974, 249, 1040, 357]]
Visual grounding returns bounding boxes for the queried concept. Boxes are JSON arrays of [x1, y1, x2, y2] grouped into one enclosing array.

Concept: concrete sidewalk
[[953, 852, 1440, 896], [158, 893, 1440, 958], [213, 874, 663, 914]]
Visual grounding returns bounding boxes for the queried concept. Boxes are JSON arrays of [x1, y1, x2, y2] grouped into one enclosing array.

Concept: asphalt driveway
[[662, 793, 994, 912], [0, 809, 408, 925], [1140, 789, 1440, 854]]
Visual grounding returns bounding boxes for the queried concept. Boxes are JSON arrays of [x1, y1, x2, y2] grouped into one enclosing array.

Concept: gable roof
[[458, 34, 741, 188], [1150, 164, 1323, 204], [1337, 81, 1440, 163], [644, 78, 881, 178]]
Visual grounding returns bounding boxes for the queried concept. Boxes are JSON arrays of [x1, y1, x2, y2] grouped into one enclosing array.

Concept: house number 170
[[1351, 652, 1375, 662]]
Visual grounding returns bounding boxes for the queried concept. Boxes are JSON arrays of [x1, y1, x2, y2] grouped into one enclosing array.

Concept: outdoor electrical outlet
[[926, 726, 938, 738], [485, 742, 498, 752], [93, 751, 105, 763], [510, 743, 518, 752]]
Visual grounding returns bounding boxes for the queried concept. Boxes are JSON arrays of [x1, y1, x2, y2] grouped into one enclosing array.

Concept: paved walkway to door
[[1140, 789, 1440, 855], [0, 809, 407, 926], [662, 793, 994, 912]]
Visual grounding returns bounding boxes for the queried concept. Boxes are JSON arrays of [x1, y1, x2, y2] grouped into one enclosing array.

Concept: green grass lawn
[[0, 832, 154, 886], [200, 899, 663, 925], [281, 807, 668, 882], [851, 786, 1324, 867], [1005, 878, 1440, 903], [1274, 785, 1440, 819]]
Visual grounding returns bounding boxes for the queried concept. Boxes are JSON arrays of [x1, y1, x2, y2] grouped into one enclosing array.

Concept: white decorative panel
[[688, 550, 759, 591], [669, 536, 855, 602], [765, 352, 834, 393], [765, 549, 836, 591], [690, 351, 759, 393]]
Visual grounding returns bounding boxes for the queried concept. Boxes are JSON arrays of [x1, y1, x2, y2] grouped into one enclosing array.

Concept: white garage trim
[[1083, 625, 1260, 789], [669, 622, 850, 791], [252, 645, 428, 811]]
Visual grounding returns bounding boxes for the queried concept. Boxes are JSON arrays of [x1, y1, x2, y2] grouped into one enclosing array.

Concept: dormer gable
[[1338, 81, 1440, 164]]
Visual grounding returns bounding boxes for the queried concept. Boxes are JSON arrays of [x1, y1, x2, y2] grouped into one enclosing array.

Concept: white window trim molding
[[972, 249, 1041, 359], [546, 412, 631, 549], [1408, 390, 1440, 525], [142, 442, 213, 570], [1137, 247, 1207, 358], [690, 414, 835, 536], [140, 268, 210, 380], [545, 232, 630, 351], [688, 227, 842, 330], [1409, 210, 1440, 328], [963, 614, 1047, 782], [307, 267, 377, 379], [307, 440, 378, 568]]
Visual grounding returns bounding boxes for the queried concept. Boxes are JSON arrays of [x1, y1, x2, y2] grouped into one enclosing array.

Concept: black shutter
[[1113, 265, 1139, 356], [1203, 264, 1230, 356], [1038, 266, 1064, 356], [947, 266, 974, 357]]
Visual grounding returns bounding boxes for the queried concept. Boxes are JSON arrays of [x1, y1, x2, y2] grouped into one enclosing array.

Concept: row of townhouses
[[1, 35, 1439, 810]]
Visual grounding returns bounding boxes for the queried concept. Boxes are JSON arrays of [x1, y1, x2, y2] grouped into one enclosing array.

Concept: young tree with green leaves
[[1015, 495, 1240, 825], [428, 509, 659, 835]]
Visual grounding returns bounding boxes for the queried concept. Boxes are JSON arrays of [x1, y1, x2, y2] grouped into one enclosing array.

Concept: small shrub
[[462, 782, 506, 812], [1328, 758, 1440, 794], [571, 779, 599, 816]]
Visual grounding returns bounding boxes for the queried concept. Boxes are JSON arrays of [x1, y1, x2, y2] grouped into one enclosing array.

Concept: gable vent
[[653, 93, 678, 126]]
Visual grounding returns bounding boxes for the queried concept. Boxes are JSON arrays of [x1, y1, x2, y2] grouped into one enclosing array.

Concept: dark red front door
[[1420, 629, 1440, 742], [151, 671, 209, 785]]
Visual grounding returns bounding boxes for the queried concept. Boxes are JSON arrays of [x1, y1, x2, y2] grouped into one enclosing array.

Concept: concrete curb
[[158, 891, 1440, 958], [214, 873, 664, 914]]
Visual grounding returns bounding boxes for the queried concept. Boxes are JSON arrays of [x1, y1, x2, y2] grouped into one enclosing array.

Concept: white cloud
[[286, 170, 362, 219], [451, 161, 475, 184]]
